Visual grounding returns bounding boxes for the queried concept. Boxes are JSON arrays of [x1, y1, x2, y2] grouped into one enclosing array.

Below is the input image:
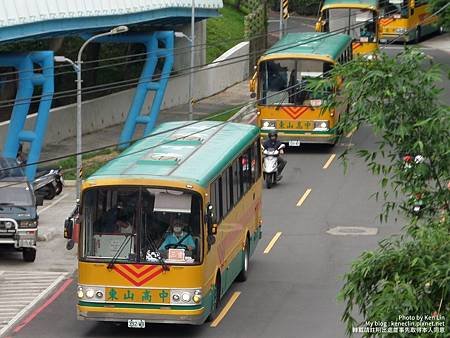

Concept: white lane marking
[[37, 193, 67, 215], [323, 154, 336, 170], [0, 271, 66, 337], [296, 189, 312, 207]]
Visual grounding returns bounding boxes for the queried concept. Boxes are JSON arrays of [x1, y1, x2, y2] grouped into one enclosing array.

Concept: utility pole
[[189, 0, 195, 121], [280, 0, 289, 38]]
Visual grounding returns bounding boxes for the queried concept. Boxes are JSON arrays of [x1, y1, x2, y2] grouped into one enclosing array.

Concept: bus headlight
[[4, 221, 13, 230], [170, 289, 201, 305], [396, 28, 408, 34], [77, 286, 84, 299], [181, 293, 191, 302], [193, 294, 202, 304], [261, 120, 276, 130], [314, 121, 329, 131], [77, 285, 105, 301], [85, 289, 95, 299]]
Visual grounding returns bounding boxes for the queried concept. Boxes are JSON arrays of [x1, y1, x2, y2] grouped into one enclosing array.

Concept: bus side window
[[232, 159, 241, 204], [240, 147, 252, 193], [250, 141, 261, 183], [228, 166, 234, 207], [210, 178, 222, 223], [221, 171, 230, 217]]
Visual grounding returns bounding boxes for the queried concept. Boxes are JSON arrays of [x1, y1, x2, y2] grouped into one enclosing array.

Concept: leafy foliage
[[206, 4, 245, 63], [313, 49, 450, 337], [428, 0, 450, 30]]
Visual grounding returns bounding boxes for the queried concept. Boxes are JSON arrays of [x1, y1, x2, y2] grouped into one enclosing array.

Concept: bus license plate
[[288, 141, 301, 147], [128, 319, 145, 329]]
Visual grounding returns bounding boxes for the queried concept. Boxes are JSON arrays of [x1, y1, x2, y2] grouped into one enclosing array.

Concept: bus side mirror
[[315, 21, 323, 32], [249, 71, 257, 94], [64, 218, 73, 239], [206, 204, 217, 249], [250, 92, 256, 98]]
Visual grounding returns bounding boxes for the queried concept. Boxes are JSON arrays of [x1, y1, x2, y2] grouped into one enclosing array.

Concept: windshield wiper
[[275, 90, 290, 111], [144, 231, 170, 271], [107, 234, 133, 270], [0, 203, 26, 211]]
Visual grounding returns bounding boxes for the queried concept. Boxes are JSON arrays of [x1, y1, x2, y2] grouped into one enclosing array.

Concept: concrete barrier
[[0, 41, 249, 149]]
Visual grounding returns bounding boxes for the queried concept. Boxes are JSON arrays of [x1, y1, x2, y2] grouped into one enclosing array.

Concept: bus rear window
[[259, 59, 332, 106]]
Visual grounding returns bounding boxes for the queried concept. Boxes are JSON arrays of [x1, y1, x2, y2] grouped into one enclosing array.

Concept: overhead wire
[[0, 5, 408, 110], [0, 1, 446, 178]]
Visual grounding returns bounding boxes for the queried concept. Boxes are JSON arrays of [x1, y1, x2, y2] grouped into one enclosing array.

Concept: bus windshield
[[381, 0, 409, 18], [258, 59, 333, 105], [327, 8, 377, 41], [82, 186, 202, 265]]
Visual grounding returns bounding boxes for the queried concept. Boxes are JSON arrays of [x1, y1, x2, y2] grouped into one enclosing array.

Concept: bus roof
[[322, 0, 377, 10], [86, 121, 259, 188], [262, 32, 352, 62]]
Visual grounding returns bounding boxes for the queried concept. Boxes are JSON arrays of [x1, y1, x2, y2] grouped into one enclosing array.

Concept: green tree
[[313, 49, 450, 337], [428, 0, 450, 30]]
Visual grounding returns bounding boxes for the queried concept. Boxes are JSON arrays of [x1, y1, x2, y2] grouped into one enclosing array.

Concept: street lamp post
[[189, 0, 195, 121], [55, 25, 128, 200]]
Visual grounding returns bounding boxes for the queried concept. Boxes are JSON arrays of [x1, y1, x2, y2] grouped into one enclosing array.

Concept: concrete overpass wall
[[0, 41, 249, 149]]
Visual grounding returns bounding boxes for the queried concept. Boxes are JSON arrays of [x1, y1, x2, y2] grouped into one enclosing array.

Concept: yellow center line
[[322, 154, 336, 169], [296, 188, 312, 207], [263, 232, 282, 254], [346, 127, 357, 138], [210, 291, 241, 328]]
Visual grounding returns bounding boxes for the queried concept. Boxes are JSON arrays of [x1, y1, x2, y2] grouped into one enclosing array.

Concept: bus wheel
[[206, 275, 221, 322], [237, 238, 250, 282], [23, 248, 36, 262], [415, 27, 422, 43]]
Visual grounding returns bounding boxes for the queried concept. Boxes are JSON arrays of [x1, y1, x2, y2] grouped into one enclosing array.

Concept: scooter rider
[[262, 130, 287, 179]]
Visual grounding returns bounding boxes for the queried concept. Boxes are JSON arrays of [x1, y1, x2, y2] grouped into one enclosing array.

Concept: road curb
[[63, 180, 76, 187]]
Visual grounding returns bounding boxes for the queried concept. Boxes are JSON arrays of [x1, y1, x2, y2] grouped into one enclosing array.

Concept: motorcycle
[[262, 144, 285, 189], [17, 148, 64, 200]]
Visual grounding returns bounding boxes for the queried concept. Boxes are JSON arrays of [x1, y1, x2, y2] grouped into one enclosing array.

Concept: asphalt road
[[4, 26, 450, 338]]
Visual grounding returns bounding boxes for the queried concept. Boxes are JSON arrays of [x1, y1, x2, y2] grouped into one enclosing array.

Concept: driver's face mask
[[173, 226, 183, 234]]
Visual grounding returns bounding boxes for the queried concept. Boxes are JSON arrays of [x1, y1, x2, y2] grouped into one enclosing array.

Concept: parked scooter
[[262, 143, 285, 189], [16, 145, 64, 200]]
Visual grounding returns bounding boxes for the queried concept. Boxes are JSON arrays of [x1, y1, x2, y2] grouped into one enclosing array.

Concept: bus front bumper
[[261, 131, 337, 145], [78, 304, 206, 325]]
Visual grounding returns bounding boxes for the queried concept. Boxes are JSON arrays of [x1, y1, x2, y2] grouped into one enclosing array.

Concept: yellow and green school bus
[[251, 32, 352, 146], [74, 121, 262, 325], [316, 0, 379, 56], [378, 0, 440, 42]]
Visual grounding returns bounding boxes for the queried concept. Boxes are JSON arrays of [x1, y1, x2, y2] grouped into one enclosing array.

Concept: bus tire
[[415, 26, 422, 43], [23, 248, 36, 262], [236, 238, 250, 282], [206, 274, 221, 322]]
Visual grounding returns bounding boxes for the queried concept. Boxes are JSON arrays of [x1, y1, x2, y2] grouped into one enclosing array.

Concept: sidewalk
[[420, 32, 450, 54], [40, 81, 252, 162]]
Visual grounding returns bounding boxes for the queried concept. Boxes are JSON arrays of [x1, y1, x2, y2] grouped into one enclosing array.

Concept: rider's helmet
[[268, 130, 278, 141]]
